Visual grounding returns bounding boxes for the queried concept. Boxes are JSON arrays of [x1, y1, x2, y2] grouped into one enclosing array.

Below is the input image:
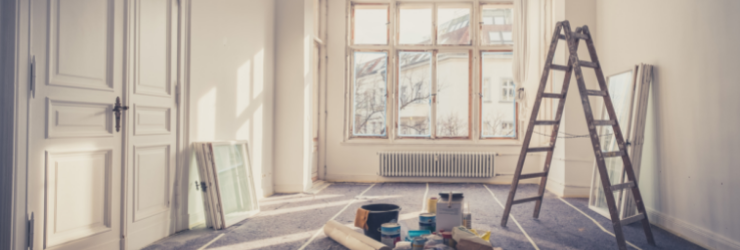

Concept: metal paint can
[[411, 237, 427, 250], [380, 222, 401, 247], [463, 212, 472, 229], [428, 197, 438, 213], [418, 213, 436, 232]]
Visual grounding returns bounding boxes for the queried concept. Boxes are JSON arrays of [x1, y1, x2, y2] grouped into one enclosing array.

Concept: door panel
[[125, 0, 179, 249], [29, 0, 124, 249]]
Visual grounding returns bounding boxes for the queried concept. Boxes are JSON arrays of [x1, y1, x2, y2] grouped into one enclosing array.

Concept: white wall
[[273, 0, 317, 193], [189, 0, 276, 198], [596, 0, 740, 249], [322, 0, 552, 184]]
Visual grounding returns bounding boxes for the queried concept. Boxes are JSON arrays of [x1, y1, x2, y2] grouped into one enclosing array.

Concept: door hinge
[[29, 56, 36, 98], [27, 212, 34, 250]]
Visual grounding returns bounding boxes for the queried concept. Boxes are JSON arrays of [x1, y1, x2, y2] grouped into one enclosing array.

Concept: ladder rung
[[512, 196, 543, 205], [579, 61, 598, 68], [619, 213, 645, 226], [542, 93, 564, 99], [610, 181, 635, 191], [572, 32, 589, 40], [558, 34, 566, 40], [534, 120, 559, 125], [550, 64, 569, 71], [586, 90, 606, 96], [602, 151, 622, 157], [593, 120, 615, 126], [520, 172, 548, 179], [528, 147, 554, 153]]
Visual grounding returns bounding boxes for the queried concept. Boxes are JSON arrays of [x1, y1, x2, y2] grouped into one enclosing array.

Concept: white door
[[28, 0, 126, 249], [123, 0, 180, 249]]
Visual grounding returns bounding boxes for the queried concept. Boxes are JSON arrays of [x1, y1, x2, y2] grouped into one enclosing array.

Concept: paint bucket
[[380, 222, 401, 247], [360, 204, 401, 241], [419, 213, 436, 232], [428, 197, 438, 213], [411, 237, 427, 250]]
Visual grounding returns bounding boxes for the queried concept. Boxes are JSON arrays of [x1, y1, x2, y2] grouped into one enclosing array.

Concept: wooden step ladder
[[500, 21, 656, 250]]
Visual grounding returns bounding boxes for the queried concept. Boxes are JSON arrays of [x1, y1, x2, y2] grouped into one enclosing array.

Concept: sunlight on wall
[[237, 60, 252, 116], [252, 104, 264, 197], [253, 49, 265, 99], [197, 88, 217, 140]]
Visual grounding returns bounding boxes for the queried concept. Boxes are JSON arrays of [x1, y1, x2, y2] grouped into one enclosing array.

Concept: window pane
[[481, 52, 516, 138], [436, 52, 469, 137], [437, 6, 471, 45], [481, 6, 513, 45], [353, 52, 388, 136], [398, 51, 432, 137], [212, 144, 258, 226], [399, 5, 432, 45], [354, 5, 388, 45]]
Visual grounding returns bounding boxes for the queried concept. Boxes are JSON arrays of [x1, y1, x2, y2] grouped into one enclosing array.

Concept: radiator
[[378, 152, 494, 178]]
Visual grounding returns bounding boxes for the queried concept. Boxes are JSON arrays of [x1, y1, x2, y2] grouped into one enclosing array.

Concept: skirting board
[[647, 208, 740, 250], [273, 184, 305, 193], [545, 179, 590, 198]]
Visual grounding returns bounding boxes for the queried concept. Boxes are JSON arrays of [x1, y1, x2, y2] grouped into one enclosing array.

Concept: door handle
[[113, 97, 129, 132]]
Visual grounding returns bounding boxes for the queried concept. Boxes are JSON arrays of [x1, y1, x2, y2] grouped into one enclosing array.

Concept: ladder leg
[[581, 26, 656, 246], [532, 25, 582, 219], [500, 22, 564, 227]]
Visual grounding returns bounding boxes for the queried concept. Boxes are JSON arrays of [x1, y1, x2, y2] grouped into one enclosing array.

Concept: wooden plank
[[580, 61, 598, 68], [586, 90, 606, 96], [620, 213, 645, 226], [610, 181, 635, 191], [593, 120, 615, 126], [512, 196, 543, 205], [534, 120, 559, 125], [551, 64, 569, 71], [572, 32, 589, 40], [602, 151, 622, 157], [542, 93, 564, 99], [520, 172, 547, 179], [528, 147, 554, 153]]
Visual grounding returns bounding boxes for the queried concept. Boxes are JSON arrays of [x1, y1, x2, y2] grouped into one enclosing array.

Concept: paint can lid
[[381, 222, 400, 228], [420, 213, 436, 217], [438, 192, 464, 199]]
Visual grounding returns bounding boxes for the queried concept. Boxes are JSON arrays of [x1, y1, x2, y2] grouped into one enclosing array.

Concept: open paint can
[[380, 222, 401, 247]]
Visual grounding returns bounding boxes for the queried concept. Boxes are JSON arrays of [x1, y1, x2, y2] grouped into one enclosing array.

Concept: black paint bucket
[[361, 203, 401, 241]]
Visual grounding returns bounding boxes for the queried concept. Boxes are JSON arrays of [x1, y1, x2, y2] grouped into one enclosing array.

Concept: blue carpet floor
[[143, 183, 705, 250]]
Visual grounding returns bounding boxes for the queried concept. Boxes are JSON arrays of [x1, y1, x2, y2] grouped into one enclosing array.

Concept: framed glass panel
[[353, 4, 388, 45], [480, 52, 516, 138], [352, 51, 388, 136], [480, 5, 513, 46], [437, 5, 471, 45], [398, 51, 432, 137], [589, 70, 636, 217], [436, 52, 470, 137], [398, 5, 432, 45]]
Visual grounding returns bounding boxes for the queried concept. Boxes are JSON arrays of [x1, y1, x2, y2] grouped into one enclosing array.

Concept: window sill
[[341, 137, 523, 147]]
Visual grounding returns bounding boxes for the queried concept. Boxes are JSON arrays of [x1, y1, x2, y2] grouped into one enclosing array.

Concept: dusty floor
[[143, 183, 705, 250]]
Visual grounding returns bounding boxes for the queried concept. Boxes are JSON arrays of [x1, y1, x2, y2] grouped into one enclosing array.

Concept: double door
[[28, 0, 181, 249]]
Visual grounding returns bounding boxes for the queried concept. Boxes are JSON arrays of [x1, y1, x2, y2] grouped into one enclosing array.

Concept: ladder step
[[528, 147, 554, 153], [558, 34, 566, 40], [602, 151, 622, 157], [542, 93, 564, 99], [586, 90, 606, 96], [550, 64, 569, 71], [534, 120, 560, 125], [572, 32, 589, 40], [579, 61, 598, 68], [619, 213, 645, 226], [512, 196, 544, 205], [593, 120, 615, 126], [610, 181, 635, 191], [520, 172, 548, 179]]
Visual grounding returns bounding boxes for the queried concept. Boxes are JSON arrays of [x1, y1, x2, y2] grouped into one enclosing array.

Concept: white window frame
[[345, 0, 517, 144]]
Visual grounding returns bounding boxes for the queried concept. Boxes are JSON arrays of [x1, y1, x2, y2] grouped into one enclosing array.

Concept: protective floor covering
[[143, 183, 705, 250]]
